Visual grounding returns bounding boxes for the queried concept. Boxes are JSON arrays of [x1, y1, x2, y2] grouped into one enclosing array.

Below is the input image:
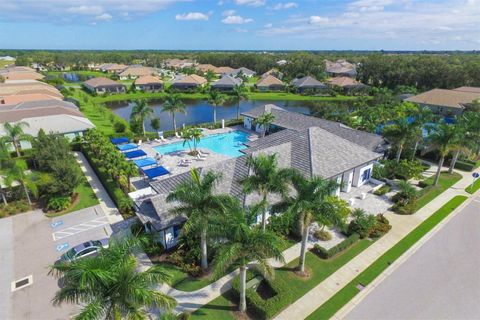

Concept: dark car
[[59, 238, 109, 262]]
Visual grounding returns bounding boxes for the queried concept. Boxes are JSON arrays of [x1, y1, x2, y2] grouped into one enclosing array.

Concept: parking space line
[[52, 217, 110, 241]]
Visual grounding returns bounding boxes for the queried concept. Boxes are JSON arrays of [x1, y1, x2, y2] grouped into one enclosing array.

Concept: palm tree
[[150, 117, 161, 136], [1, 121, 32, 157], [240, 154, 292, 232], [428, 123, 459, 186], [162, 94, 186, 134], [409, 108, 433, 160], [255, 112, 276, 138], [208, 89, 226, 124], [131, 99, 153, 136], [382, 118, 412, 162], [5, 160, 38, 206], [190, 128, 203, 154], [212, 208, 285, 313], [49, 237, 176, 320], [167, 168, 234, 272], [232, 84, 248, 119], [277, 172, 340, 275]]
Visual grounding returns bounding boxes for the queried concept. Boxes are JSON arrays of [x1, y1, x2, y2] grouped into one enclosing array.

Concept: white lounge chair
[[195, 155, 206, 161], [137, 139, 142, 146]]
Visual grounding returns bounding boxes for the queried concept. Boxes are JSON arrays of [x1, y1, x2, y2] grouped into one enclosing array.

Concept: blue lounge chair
[[117, 143, 138, 152], [143, 166, 170, 179], [134, 157, 157, 168], [124, 150, 147, 159], [110, 137, 129, 145]]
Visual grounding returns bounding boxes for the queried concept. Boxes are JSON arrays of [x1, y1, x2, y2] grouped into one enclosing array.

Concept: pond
[[107, 98, 353, 132]]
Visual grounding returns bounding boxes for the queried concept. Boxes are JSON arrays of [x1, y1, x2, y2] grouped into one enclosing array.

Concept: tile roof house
[[211, 75, 242, 91], [170, 74, 207, 91], [262, 68, 283, 80], [256, 75, 285, 91], [102, 64, 128, 74], [196, 64, 217, 73], [134, 75, 163, 92], [325, 59, 357, 78], [0, 81, 63, 98], [83, 77, 126, 94], [0, 93, 62, 105], [405, 88, 480, 116], [163, 59, 196, 69], [228, 67, 256, 78], [119, 66, 158, 80], [131, 105, 387, 248], [0, 66, 44, 81], [214, 66, 235, 76], [291, 76, 328, 93], [327, 76, 369, 93]]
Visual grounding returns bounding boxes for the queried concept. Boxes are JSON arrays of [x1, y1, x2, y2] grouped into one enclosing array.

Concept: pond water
[[107, 98, 352, 132]]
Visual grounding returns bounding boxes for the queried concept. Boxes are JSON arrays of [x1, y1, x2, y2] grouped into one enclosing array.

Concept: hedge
[[81, 148, 133, 216], [312, 233, 360, 259], [450, 159, 475, 172]]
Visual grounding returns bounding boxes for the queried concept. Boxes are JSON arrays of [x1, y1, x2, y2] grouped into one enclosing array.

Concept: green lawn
[[191, 239, 372, 319], [415, 172, 462, 211], [307, 195, 468, 320], [47, 70, 107, 78], [46, 175, 99, 217], [246, 92, 361, 101], [466, 177, 480, 194], [0, 60, 14, 68]]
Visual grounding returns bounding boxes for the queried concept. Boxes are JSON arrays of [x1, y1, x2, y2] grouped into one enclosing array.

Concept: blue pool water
[[153, 130, 250, 157]]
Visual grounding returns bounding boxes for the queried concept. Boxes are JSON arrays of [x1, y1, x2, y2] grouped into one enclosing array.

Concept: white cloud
[[347, 0, 395, 12], [222, 15, 254, 24], [272, 2, 298, 10], [175, 12, 209, 21], [95, 13, 112, 21], [222, 10, 236, 17], [309, 16, 329, 24], [235, 27, 248, 33], [264, 23, 273, 28], [67, 5, 103, 15], [234, 0, 266, 7]]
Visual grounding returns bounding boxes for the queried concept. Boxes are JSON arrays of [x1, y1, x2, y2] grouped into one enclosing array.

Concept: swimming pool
[[153, 130, 250, 157]]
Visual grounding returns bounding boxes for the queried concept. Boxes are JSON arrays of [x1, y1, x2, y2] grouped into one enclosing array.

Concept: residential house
[[325, 59, 357, 78], [262, 68, 283, 80], [0, 56, 15, 61], [119, 66, 158, 80], [83, 77, 126, 94], [291, 76, 327, 93], [255, 75, 285, 91], [0, 93, 62, 105], [163, 59, 196, 69], [170, 74, 207, 91], [196, 64, 217, 74], [327, 76, 369, 94], [276, 60, 287, 66], [102, 64, 128, 74], [131, 104, 387, 248], [0, 66, 44, 81], [214, 66, 235, 76], [405, 88, 480, 116], [134, 76, 163, 92], [0, 81, 63, 98], [211, 75, 242, 92], [228, 67, 256, 78]]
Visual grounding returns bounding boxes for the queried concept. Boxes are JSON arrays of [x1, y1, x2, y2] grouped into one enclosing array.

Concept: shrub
[[113, 120, 127, 133], [47, 196, 71, 212], [347, 209, 376, 238], [268, 210, 296, 237], [314, 229, 332, 241], [369, 214, 392, 238], [452, 160, 475, 171], [372, 163, 387, 180], [312, 233, 360, 259], [373, 184, 391, 196], [392, 200, 416, 215]]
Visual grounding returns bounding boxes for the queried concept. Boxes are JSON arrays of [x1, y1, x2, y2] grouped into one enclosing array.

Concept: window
[[362, 168, 371, 182]]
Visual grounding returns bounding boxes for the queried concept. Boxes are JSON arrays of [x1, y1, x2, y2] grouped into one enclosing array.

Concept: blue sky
[[0, 0, 478, 50]]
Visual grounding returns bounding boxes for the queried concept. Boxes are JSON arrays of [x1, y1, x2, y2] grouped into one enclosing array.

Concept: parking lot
[[0, 205, 112, 320]]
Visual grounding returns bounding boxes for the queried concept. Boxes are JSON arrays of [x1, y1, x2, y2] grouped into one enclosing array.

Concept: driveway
[[0, 205, 112, 320], [346, 196, 480, 319]]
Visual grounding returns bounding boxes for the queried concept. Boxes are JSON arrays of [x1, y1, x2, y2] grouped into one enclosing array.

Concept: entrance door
[[341, 171, 353, 193]]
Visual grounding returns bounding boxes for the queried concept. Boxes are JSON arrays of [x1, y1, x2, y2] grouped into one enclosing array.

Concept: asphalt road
[[346, 196, 480, 320], [0, 205, 112, 320]]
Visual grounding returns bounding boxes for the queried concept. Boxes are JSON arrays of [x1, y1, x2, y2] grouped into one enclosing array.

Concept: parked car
[[59, 238, 109, 262]]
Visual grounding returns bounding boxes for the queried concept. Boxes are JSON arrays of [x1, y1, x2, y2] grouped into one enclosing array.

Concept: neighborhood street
[[0, 206, 111, 320], [345, 195, 480, 319]]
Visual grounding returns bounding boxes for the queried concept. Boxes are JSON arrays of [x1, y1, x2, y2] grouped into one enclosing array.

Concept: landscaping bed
[[466, 178, 480, 194], [414, 172, 461, 211], [306, 195, 468, 320]]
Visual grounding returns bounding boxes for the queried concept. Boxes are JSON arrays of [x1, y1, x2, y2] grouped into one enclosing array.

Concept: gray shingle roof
[[211, 75, 243, 88], [241, 105, 387, 153], [291, 76, 327, 89]]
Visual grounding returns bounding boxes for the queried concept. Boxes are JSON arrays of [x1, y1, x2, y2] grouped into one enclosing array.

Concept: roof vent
[[11, 275, 33, 292]]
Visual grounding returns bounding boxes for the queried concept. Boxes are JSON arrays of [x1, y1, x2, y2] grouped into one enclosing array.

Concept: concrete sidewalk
[[74, 152, 123, 224], [274, 169, 472, 320]]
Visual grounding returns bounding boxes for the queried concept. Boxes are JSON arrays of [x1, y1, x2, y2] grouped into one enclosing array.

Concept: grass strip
[[307, 195, 468, 320], [466, 178, 480, 194], [415, 172, 461, 211]]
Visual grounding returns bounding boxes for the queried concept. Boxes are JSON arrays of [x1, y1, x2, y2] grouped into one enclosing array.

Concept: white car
[[59, 238, 109, 262]]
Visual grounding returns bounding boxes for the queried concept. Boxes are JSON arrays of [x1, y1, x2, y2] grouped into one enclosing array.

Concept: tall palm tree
[[382, 118, 412, 162], [255, 112, 276, 138], [1, 121, 32, 157], [49, 237, 176, 320], [409, 108, 433, 160], [232, 84, 248, 120], [162, 94, 186, 134], [428, 123, 459, 186], [208, 89, 226, 124], [131, 99, 153, 136], [5, 160, 38, 206], [212, 208, 285, 313], [167, 168, 234, 272], [276, 172, 340, 275], [240, 154, 292, 232]]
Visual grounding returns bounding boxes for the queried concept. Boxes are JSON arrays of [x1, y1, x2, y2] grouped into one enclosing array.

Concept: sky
[[0, 0, 479, 50]]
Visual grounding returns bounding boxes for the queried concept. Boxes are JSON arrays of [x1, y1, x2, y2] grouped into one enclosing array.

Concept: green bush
[[313, 233, 360, 259], [373, 184, 391, 196], [314, 229, 332, 241], [347, 209, 376, 238], [369, 214, 392, 238], [452, 160, 475, 171], [47, 196, 71, 212]]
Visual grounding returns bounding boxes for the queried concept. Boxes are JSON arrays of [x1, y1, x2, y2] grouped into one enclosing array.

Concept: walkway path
[[74, 152, 123, 224], [274, 168, 472, 320]]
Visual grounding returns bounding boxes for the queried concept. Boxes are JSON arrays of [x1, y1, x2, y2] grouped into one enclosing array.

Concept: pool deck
[[131, 126, 258, 187]]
